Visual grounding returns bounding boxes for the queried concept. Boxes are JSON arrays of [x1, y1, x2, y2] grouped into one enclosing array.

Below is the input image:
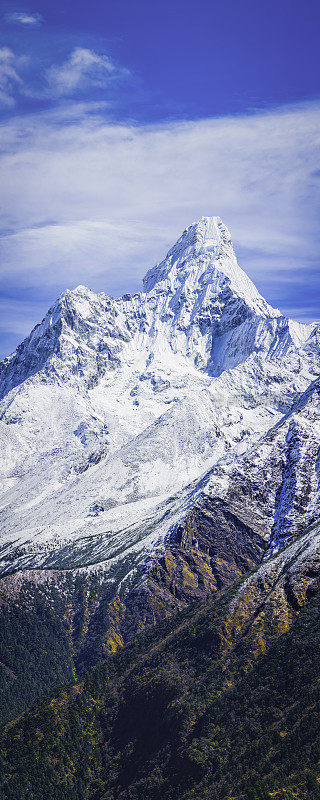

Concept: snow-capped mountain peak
[[0, 217, 314, 403], [0, 216, 319, 595], [143, 216, 280, 320]]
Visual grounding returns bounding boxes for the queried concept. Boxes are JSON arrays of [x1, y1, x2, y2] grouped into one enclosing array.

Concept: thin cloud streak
[[4, 11, 43, 26], [0, 47, 23, 106]]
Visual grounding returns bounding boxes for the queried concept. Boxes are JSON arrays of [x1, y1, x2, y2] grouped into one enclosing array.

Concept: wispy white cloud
[[0, 101, 319, 356], [0, 44, 133, 106], [45, 47, 131, 97], [4, 11, 42, 26], [0, 47, 23, 106], [0, 219, 166, 295]]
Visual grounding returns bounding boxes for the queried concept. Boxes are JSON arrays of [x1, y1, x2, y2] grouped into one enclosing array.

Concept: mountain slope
[[0, 524, 319, 800], [0, 216, 320, 722], [0, 217, 318, 578]]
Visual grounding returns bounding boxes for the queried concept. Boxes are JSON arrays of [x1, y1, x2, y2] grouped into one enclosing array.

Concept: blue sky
[[0, 0, 319, 358]]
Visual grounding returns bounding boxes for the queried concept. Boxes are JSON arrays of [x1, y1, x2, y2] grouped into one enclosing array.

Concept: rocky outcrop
[[219, 519, 320, 669], [121, 495, 267, 639], [0, 493, 267, 676]]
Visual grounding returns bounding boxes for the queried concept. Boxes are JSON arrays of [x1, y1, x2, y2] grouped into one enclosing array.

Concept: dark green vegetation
[[0, 578, 319, 800], [0, 590, 75, 726], [0, 497, 267, 729], [0, 574, 117, 726]]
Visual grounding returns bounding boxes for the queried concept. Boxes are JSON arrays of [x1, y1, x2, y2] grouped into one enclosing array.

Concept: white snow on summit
[[144, 217, 280, 320], [0, 216, 319, 576]]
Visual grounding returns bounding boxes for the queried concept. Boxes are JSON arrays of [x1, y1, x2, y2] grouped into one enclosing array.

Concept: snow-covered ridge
[[0, 216, 312, 399], [0, 216, 319, 580]]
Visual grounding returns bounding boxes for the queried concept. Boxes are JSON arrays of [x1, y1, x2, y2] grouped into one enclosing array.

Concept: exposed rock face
[[206, 375, 320, 559], [0, 215, 320, 666], [121, 496, 267, 640], [0, 494, 267, 674], [220, 519, 320, 668]]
